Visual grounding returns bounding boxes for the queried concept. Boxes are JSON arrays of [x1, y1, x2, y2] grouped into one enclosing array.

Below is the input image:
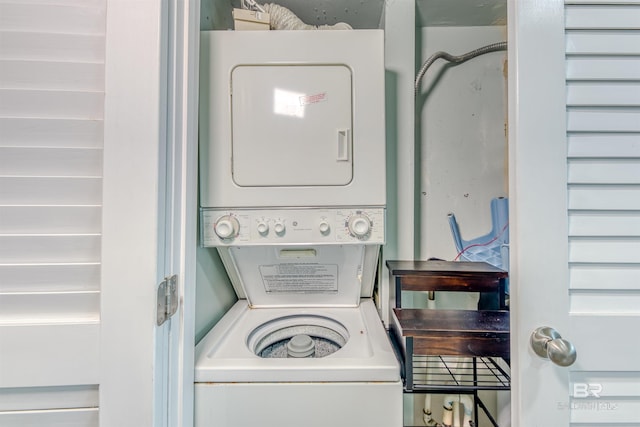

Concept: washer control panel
[[201, 208, 385, 246]]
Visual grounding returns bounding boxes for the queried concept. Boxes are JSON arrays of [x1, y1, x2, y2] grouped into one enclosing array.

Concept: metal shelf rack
[[406, 355, 510, 393]]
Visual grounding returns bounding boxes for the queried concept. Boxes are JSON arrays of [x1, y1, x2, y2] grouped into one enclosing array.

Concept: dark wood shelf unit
[[387, 260, 510, 427]]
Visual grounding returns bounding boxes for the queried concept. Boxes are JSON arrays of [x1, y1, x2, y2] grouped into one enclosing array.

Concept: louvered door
[[565, 1, 640, 424], [511, 0, 640, 425], [0, 0, 105, 425]]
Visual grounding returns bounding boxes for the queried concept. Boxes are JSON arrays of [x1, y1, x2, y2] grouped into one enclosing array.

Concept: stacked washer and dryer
[[194, 30, 402, 427]]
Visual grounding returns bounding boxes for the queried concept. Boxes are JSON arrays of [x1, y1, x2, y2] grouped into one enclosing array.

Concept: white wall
[[194, 0, 239, 344], [195, 247, 236, 343], [418, 25, 508, 265], [413, 25, 509, 426], [416, 25, 508, 315]]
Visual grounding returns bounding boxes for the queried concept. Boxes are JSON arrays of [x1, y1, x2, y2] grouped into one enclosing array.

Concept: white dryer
[[199, 30, 386, 209]]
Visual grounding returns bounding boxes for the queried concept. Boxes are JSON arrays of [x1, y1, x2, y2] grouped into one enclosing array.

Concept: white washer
[[194, 301, 402, 427], [194, 216, 402, 427], [195, 300, 399, 383]]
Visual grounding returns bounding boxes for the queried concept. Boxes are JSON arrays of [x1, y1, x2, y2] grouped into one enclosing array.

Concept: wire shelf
[[407, 355, 510, 392]]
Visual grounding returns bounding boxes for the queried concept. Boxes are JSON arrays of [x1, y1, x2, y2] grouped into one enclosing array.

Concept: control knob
[[214, 215, 240, 239], [274, 220, 286, 236], [256, 220, 269, 236], [348, 213, 372, 238], [319, 220, 331, 235]]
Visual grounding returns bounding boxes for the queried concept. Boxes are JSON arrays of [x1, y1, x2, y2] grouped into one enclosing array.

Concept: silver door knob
[[530, 326, 577, 367]]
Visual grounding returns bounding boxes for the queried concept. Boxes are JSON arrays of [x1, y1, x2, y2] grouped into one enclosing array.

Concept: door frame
[[100, 0, 199, 425], [163, 0, 201, 426], [176, 0, 577, 424], [508, 0, 571, 425]]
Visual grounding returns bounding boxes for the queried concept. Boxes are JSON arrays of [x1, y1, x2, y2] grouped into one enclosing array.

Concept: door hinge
[[157, 274, 179, 326]]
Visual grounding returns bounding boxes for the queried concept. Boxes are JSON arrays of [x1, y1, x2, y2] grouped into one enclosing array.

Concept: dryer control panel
[[201, 208, 385, 246]]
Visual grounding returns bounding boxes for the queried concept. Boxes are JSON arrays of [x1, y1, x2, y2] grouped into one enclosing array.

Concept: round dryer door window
[[247, 315, 349, 358]]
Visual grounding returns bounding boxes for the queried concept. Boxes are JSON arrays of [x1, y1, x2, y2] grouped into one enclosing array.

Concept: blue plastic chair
[[447, 197, 509, 272]]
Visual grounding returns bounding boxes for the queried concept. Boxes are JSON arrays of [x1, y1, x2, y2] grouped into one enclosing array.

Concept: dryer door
[[231, 64, 353, 187]]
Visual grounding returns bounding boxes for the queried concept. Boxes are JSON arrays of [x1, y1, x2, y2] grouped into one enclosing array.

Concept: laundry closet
[[1, 0, 636, 426], [195, 1, 509, 426]]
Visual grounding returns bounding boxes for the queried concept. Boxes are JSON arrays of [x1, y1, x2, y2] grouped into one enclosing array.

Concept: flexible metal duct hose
[[261, 3, 352, 30], [414, 41, 508, 97]]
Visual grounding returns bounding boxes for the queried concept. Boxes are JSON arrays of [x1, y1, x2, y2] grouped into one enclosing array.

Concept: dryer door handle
[[337, 129, 351, 161]]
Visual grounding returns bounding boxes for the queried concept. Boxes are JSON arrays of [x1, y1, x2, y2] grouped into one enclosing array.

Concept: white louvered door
[[564, 1, 640, 424], [0, 0, 105, 425], [0, 0, 185, 425], [511, 0, 640, 425]]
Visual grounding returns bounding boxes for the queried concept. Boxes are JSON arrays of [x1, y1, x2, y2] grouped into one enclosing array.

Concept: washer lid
[[219, 245, 379, 308]]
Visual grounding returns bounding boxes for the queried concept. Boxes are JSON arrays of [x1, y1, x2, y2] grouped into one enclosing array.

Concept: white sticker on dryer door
[[259, 263, 338, 293]]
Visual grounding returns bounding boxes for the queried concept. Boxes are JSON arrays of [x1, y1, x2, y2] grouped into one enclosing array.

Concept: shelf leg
[[405, 338, 414, 391]]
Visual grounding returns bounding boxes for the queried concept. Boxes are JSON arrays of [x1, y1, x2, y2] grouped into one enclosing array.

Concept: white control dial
[[256, 220, 269, 235], [319, 220, 331, 235], [214, 215, 240, 239], [273, 220, 286, 235], [348, 214, 372, 238]]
